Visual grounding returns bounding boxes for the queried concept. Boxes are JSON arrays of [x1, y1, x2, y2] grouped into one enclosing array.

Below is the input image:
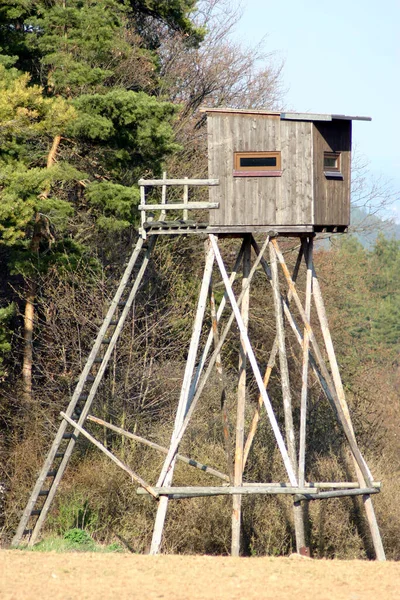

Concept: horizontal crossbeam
[[138, 202, 219, 211], [138, 178, 219, 186], [138, 486, 317, 498]]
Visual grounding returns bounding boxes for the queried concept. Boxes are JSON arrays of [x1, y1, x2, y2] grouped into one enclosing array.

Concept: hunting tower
[[13, 107, 385, 562]]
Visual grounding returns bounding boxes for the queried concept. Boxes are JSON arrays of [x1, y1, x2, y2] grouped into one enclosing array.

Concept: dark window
[[240, 156, 277, 168], [234, 151, 281, 175], [324, 151, 341, 172]]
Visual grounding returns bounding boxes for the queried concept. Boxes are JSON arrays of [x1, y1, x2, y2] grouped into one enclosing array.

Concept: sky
[[234, 0, 400, 222]]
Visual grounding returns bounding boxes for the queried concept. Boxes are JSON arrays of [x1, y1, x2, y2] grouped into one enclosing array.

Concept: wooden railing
[[138, 176, 219, 237]]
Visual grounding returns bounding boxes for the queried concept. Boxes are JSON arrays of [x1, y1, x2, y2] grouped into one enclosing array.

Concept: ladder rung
[[55, 452, 64, 459], [101, 339, 111, 344], [31, 509, 41, 516], [47, 470, 57, 477], [110, 320, 118, 326], [39, 490, 49, 496], [79, 394, 88, 400], [23, 529, 33, 535], [94, 357, 103, 363], [86, 375, 95, 382], [118, 301, 126, 307], [62, 433, 75, 440]]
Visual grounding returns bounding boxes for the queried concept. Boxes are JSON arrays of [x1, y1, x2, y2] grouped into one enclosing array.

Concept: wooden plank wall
[[313, 121, 351, 225], [208, 114, 313, 227]]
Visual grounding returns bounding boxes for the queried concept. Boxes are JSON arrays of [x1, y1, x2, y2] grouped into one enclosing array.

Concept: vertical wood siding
[[313, 121, 351, 225], [207, 113, 351, 227], [208, 115, 313, 226]]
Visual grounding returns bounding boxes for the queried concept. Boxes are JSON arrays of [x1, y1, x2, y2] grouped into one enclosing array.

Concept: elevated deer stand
[[13, 107, 385, 559]]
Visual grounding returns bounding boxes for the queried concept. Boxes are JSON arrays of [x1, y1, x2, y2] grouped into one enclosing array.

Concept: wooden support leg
[[243, 243, 304, 469], [210, 235, 298, 486], [154, 237, 272, 495], [191, 241, 245, 396], [232, 236, 251, 556], [298, 237, 313, 487], [269, 242, 306, 553], [209, 282, 234, 482], [150, 240, 215, 555], [310, 258, 386, 561], [270, 238, 372, 487]]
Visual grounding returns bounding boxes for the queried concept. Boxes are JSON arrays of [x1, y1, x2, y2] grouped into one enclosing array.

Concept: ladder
[[12, 235, 156, 547]]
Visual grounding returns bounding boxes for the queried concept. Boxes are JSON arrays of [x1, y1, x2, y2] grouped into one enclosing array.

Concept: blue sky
[[234, 0, 400, 221]]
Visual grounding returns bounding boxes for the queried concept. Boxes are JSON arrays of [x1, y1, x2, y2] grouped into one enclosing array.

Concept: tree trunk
[[21, 135, 61, 404]]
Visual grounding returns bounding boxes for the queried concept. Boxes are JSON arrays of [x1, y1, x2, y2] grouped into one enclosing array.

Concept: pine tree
[[0, 0, 200, 401]]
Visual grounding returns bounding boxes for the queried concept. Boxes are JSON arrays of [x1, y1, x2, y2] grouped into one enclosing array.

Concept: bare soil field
[[1, 551, 399, 600]]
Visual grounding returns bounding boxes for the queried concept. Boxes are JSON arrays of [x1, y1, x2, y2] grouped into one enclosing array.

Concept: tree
[[0, 0, 195, 402]]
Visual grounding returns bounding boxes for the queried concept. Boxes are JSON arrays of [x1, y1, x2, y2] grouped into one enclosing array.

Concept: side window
[[324, 151, 343, 178], [233, 151, 282, 176]]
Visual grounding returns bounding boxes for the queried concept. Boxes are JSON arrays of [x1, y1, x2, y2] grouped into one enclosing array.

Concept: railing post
[[183, 176, 188, 221], [161, 171, 167, 221]]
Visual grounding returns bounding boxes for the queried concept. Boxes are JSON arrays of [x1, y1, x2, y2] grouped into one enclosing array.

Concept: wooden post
[[191, 240, 245, 396], [210, 235, 298, 486], [310, 258, 386, 561], [299, 237, 313, 487], [183, 176, 189, 221], [154, 237, 271, 494], [243, 244, 304, 469], [161, 171, 167, 221], [270, 238, 372, 487], [269, 242, 306, 553], [232, 235, 251, 556], [140, 184, 146, 238], [209, 283, 234, 482], [150, 240, 215, 555]]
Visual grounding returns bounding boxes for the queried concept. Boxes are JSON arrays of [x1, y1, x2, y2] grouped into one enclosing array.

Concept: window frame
[[323, 151, 342, 178], [233, 151, 282, 177]]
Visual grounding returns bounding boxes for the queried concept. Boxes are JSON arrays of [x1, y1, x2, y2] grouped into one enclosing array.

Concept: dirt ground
[[1, 551, 399, 600]]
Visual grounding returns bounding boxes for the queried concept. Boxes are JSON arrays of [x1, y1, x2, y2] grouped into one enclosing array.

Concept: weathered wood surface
[[231, 236, 251, 556], [149, 237, 273, 502], [295, 488, 380, 501], [244, 482, 381, 489], [299, 237, 313, 487], [210, 235, 298, 486], [150, 241, 215, 554], [313, 120, 351, 225], [139, 178, 219, 186], [139, 202, 219, 211], [138, 486, 318, 497], [87, 415, 229, 482], [209, 284, 233, 482], [208, 114, 313, 227], [60, 413, 158, 498], [270, 242, 305, 552], [270, 239, 373, 487], [243, 244, 303, 469]]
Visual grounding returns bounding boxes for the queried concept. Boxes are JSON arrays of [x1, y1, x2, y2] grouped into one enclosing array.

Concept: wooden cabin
[[203, 108, 370, 234]]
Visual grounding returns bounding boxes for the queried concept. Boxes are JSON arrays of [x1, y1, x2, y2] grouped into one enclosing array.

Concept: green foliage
[[24, 532, 125, 552], [328, 234, 400, 357], [85, 181, 140, 229], [50, 493, 99, 535], [63, 527, 94, 545], [70, 90, 179, 176]]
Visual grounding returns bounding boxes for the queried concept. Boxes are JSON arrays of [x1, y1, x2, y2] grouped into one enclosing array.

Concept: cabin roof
[[200, 107, 371, 122]]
